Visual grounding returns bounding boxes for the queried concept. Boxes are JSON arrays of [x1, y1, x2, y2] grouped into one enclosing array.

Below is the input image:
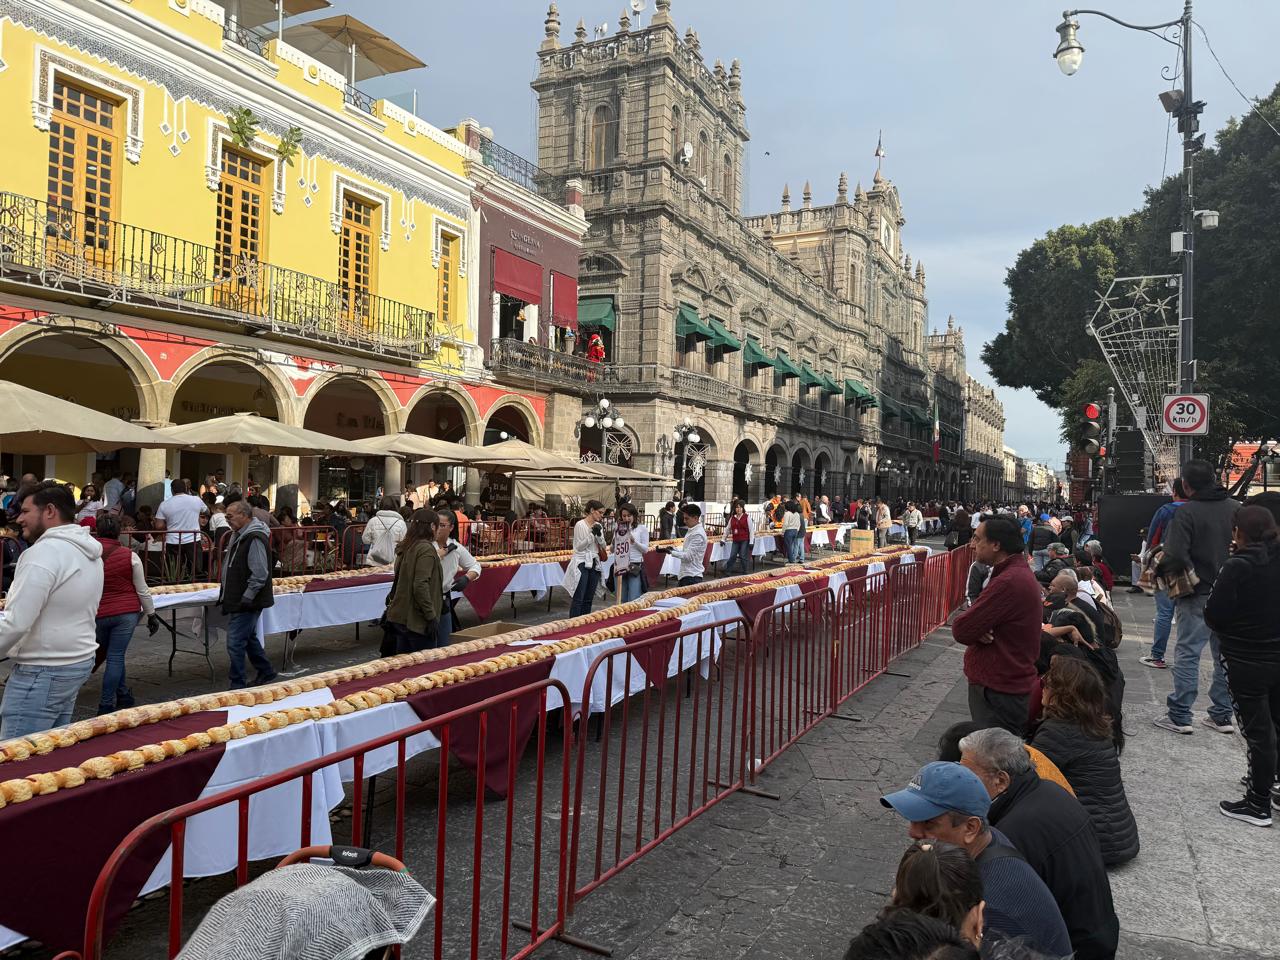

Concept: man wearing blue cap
[[882, 761, 1071, 957]]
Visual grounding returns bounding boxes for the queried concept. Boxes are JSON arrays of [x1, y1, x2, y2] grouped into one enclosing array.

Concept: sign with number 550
[[1162, 394, 1210, 435]]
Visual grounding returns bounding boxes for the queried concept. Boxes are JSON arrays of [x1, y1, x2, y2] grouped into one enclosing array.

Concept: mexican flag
[[932, 397, 941, 464]]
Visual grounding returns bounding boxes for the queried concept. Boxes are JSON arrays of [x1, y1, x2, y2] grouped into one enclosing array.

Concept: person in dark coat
[[1042, 572, 1126, 751], [1031, 657, 1139, 867], [1034, 543, 1073, 586], [1205, 504, 1280, 826], [950, 508, 971, 546], [958, 727, 1119, 960]]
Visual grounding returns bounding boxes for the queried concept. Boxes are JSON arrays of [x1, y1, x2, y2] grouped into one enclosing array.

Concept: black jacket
[[1205, 541, 1280, 654], [1035, 556, 1071, 586], [1160, 485, 1238, 593], [1031, 719, 1138, 867], [989, 769, 1119, 960], [1029, 523, 1057, 552]]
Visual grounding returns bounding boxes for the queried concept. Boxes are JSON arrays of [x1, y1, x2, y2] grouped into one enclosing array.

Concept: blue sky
[[323, 0, 1279, 468]]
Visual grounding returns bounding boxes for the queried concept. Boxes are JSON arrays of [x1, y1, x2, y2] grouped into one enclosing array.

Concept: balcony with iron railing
[[475, 134, 567, 205], [0, 192, 459, 366]]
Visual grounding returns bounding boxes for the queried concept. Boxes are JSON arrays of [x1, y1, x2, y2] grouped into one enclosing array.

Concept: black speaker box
[[1097, 494, 1170, 582], [1113, 430, 1146, 491]]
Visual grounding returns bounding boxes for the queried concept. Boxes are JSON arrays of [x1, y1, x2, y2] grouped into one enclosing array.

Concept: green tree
[[984, 81, 1280, 461]]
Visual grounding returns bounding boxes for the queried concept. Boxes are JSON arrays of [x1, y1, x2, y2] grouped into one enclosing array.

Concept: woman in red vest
[[94, 515, 156, 714]]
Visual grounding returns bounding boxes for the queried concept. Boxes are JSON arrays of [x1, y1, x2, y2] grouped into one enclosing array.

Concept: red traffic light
[[1083, 402, 1102, 420], [1098, 445, 1107, 457]]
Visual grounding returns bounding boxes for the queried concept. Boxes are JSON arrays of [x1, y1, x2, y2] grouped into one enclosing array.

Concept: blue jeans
[[783, 529, 800, 563], [436, 609, 453, 649], [226, 610, 276, 689], [1, 657, 94, 738], [727, 540, 751, 576], [570, 564, 601, 617], [95, 612, 140, 712], [1032, 549, 1050, 572], [1167, 594, 1232, 726], [1151, 589, 1175, 660], [620, 571, 644, 603]]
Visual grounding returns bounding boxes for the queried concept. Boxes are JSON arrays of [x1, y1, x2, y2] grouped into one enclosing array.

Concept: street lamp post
[[1053, 2, 1205, 464], [672, 419, 701, 501], [581, 397, 624, 464]]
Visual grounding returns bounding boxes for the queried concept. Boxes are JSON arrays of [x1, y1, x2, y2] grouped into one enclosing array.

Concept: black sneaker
[[1219, 797, 1272, 827]]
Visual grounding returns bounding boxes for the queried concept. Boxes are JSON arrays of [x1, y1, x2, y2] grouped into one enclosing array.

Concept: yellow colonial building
[[0, 0, 555, 507]]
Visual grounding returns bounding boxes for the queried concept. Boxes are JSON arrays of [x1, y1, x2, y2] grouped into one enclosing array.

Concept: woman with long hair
[[887, 840, 984, 949], [1031, 656, 1139, 866], [612, 502, 650, 602], [1206, 504, 1280, 826], [380, 508, 442, 656]]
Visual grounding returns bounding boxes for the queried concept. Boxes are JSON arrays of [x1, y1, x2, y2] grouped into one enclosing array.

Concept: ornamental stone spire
[[619, 7, 630, 32], [728, 59, 742, 96], [802, 180, 812, 209], [837, 171, 848, 204], [541, 2, 561, 50], [781, 183, 791, 212], [575, 18, 587, 43], [654, 0, 673, 24]]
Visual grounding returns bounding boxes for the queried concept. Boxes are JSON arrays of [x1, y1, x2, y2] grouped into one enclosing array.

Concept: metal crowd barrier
[[66, 545, 974, 959]]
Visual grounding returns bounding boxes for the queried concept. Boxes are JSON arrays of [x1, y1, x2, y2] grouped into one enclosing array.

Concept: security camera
[[1195, 209, 1220, 230]]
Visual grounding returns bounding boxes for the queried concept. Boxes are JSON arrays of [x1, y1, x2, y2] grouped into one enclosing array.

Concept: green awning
[[742, 337, 768, 368], [675, 302, 713, 341], [844, 379, 874, 404], [578, 296, 616, 332], [707, 317, 742, 352], [798, 363, 824, 389], [743, 337, 772, 368], [772, 349, 802, 380], [911, 405, 934, 427], [879, 395, 904, 419], [819, 372, 843, 395]]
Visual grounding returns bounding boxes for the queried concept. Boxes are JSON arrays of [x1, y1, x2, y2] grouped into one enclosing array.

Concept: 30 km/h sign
[[1162, 394, 1210, 435]]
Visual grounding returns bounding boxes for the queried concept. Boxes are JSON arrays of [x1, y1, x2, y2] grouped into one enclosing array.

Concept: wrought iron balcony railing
[[487, 336, 627, 387], [475, 134, 567, 204], [0, 192, 458, 365]]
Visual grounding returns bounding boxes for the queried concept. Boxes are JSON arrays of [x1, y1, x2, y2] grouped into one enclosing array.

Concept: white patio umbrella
[[149, 413, 369, 457], [0, 380, 183, 454], [347, 432, 476, 462]]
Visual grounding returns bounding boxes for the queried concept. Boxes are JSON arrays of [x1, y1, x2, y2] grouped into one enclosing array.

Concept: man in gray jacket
[[1154, 459, 1237, 735], [218, 500, 277, 689]]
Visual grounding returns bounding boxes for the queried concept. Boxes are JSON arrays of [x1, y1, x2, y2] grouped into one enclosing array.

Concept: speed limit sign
[[1162, 394, 1210, 435]]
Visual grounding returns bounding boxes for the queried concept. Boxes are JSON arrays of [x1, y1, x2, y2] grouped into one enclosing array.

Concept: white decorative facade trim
[[168, 0, 224, 25], [32, 45, 145, 163], [332, 174, 393, 251], [272, 38, 346, 95], [205, 119, 287, 214], [431, 216, 467, 276]]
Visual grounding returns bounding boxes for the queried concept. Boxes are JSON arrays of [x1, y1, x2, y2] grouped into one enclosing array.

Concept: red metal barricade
[[270, 524, 344, 575], [919, 551, 952, 636], [567, 617, 751, 913], [748, 590, 835, 778], [70, 679, 573, 960], [833, 570, 891, 704], [946, 541, 975, 611], [123, 529, 223, 586], [510, 517, 570, 555], [469, 518, 512, 557], [886, 558, 925, 660]]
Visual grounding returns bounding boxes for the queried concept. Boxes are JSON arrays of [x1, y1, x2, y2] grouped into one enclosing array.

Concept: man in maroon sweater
[[952, 514, 1044, 734]]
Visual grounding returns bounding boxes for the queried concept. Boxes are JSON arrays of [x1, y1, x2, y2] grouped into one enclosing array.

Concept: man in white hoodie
[[0, 482, 103, 737]]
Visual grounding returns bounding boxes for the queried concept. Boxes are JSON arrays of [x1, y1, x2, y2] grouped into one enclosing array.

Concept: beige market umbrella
[[347, 432, 476, 462], [224, 0, 330, 31], [419, 439, 598, 475], [150, 413, 368, 457], [580, 462, 671, 482], [282, 14, 426, 83], [0, 380, 183, 454]]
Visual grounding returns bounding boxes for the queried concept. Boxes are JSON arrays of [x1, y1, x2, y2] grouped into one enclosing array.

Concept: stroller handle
[[277, 845, 408, 872]]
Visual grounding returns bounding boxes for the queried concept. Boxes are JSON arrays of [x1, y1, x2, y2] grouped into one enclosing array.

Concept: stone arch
[[671, 262, 711, 295], [580, 251, 629, 281], [403, 383, 481, 445], [789, 446, 812, 496], [302, 372, 401, 435], [168, 349, 296, 426], [732, 437, 760, 502], [813, 450, 832, 498], [0, 322, 160, 422], [482, 394, 543, 447], [764, 442, 788, 497]]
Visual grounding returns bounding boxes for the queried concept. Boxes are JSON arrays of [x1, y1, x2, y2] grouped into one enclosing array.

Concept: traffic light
[[1082, 402, 1103, 455]]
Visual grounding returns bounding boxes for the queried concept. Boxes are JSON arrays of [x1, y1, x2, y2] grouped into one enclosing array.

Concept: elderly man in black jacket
[[959, 726, 1119, 960]]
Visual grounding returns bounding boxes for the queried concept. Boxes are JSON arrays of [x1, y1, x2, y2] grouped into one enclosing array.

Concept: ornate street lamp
[[1052, 3, 1209, 462], [581, 396, 624, 463], [672, 419, 701, 500]]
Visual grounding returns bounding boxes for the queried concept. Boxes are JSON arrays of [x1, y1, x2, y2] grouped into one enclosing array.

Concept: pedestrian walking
[[1154, 459, 1237, 736], [725, 500, 753, 576], [904, 501, 923, 545], [92, 515, 157, 715], [435, 509, 480, 649], [1139, 479, 1186, 668], [1031, 657, 1139, 867], [381, 509, 443, 655], [0, 482, 103, 737], [874, 498, 892, 548], [781, 499, 803, 563], [564, 500, 608, 617], [1205, 504, 1280, 826], [951, 516, 1042, 735], [362, 496, 408, 566], [217, 500, 278, 688]]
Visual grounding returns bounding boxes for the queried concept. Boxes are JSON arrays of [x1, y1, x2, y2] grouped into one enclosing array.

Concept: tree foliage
[[983, 81, 1280, 461]]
